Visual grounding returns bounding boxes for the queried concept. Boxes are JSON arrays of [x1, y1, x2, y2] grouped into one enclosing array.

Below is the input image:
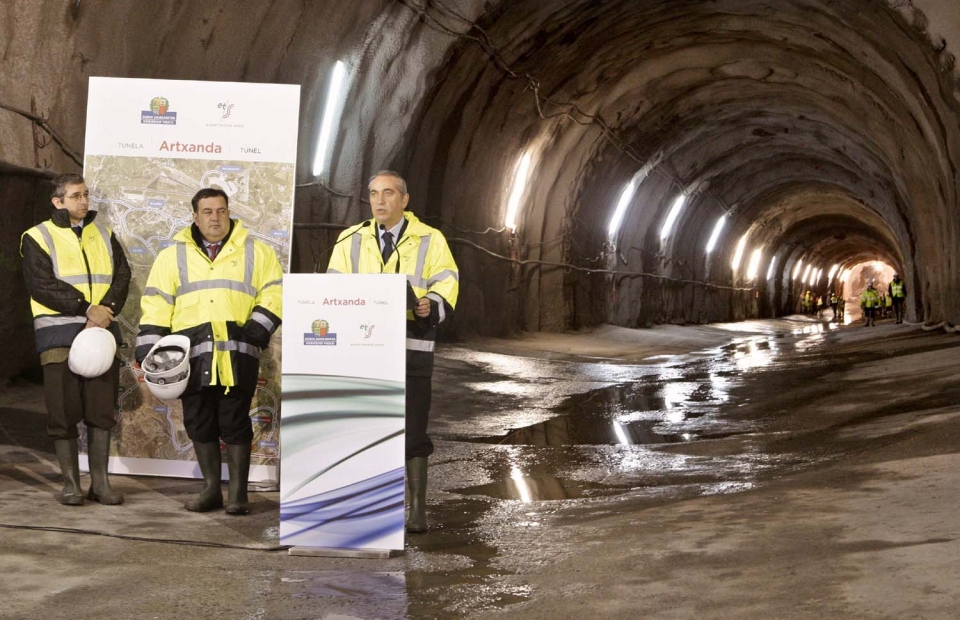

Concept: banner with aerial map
[[82, 77, 300, 482]]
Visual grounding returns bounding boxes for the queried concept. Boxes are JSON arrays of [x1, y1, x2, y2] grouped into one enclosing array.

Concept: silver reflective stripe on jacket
[[190, 339, 261, 358], [415, 234, 432, 281], [406, 338, 435, 352], [427, 269, 459, 286], [350, 235, 362, 274], [425, 292, 447, 323], [143, 286, 175, 305], [179, 279, 257, 296], [34, 315, 87, 330], [250, 310, 276, 332], [136, 334, 162, 348]]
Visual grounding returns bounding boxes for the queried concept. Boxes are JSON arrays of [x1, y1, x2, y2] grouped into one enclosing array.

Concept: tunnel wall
[[0, 165, 56, 379], [1, 0, 960, 366]]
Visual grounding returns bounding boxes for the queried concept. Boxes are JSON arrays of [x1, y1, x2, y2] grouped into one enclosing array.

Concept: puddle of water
[[455, 378, 734, 447], [489, 416, 697, 446], [452, 474, 618, 501], [288, 571, 405, 600]]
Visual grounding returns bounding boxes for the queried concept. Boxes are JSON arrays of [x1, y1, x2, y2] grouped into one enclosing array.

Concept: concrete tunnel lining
[[405, 0, 959, 330], [1, 0, 960, 343]]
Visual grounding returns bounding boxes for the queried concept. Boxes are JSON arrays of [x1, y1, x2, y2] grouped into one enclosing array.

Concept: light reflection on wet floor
[[404, 317, 850, 613], [455, 474, 616, 501], [439, 320, 834, 505]]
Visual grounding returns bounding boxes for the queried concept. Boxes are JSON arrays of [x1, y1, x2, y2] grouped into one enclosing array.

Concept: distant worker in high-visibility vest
[[860, 281, 881, 327], [888, 273, 907, 324], [829, 293, 839, 320], [327, 170, 459, 534]]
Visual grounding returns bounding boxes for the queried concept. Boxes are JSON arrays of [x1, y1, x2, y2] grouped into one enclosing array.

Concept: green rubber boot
[[184, 441, 223, 512], [224, 443, 251, 516], [53, 438, 84, 506], [406, 457, 429, 533], [86, 428, 124, 505]]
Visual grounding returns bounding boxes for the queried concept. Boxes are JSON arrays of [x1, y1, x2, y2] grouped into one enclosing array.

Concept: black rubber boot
[[406, 457, 429, 533], [184, 441, 223, 512], [86, 427, 124, 505], [224, 443, 251, 516], [53, 438, 84, 506]]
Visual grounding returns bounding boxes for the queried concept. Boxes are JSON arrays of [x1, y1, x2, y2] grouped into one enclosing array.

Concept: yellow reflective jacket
[[20, 209, 129, 353], [327, 211, 459, 377], [860, 289, 880, 308], [136, 220, 283, 390]]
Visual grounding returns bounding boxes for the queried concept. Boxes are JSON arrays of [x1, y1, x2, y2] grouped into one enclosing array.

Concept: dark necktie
[[207, 243, 221, 261], [381, 231, 394, 264], [72, 226, 82, 239]]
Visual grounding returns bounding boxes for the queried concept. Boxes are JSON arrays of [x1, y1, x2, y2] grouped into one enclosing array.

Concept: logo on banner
[[217, 101, 234, 119], [304, 319, 337, 346], [351, 323, 384, 348], [141, 96, 178, 125]]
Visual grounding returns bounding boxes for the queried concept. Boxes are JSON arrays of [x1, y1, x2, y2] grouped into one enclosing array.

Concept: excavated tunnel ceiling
[[1, 0, 959, 334], [408, 0, 960, 329]]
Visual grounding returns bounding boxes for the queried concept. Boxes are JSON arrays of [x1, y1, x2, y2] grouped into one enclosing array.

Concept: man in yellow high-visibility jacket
[[327, 170, 459, 533], [136, 188, 283, 515], [860, 281, 881, 327], [20, 173, 131, 506], [888, 273, 907, 324]]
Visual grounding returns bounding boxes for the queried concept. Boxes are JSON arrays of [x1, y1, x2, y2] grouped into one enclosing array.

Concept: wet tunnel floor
[[401, 317, 960, 616], [434, 322, 822, 505], [4, 317, 960, 618]]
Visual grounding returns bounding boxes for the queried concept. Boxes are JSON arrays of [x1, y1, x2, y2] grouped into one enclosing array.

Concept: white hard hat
[[142, 335, 191, 401], [68, 327, 117, 378]]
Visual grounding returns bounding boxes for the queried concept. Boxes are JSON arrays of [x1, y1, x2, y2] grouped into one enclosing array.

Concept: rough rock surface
[[1, 1, 959, 377]]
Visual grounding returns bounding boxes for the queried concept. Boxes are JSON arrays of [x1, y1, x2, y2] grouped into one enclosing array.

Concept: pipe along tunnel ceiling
[[2, 0, 960, 337]]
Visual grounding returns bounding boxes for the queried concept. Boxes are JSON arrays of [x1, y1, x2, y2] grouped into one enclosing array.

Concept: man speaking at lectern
[[327, 170, 459, 533]]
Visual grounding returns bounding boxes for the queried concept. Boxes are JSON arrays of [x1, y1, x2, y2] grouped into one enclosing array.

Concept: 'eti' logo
[[217, 102, 234, 119], [141, 96, 177, 125], [360, 324, 376, 339]]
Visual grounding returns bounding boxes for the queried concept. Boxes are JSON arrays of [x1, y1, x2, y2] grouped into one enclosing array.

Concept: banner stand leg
[[248, 481, 278, 492], [288, 546, 403, 559]]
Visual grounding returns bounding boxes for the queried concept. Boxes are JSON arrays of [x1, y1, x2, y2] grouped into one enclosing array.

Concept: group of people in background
[[859, 274, 907, 327], [798, 272, 907, 327], [799, 289, 844, 321]]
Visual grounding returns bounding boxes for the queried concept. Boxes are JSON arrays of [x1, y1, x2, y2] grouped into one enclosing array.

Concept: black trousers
[[180, 386, 255, 444], [406, 375, 434, 460], [43, 359, 119, 439], [893, 298, 904, 322]]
